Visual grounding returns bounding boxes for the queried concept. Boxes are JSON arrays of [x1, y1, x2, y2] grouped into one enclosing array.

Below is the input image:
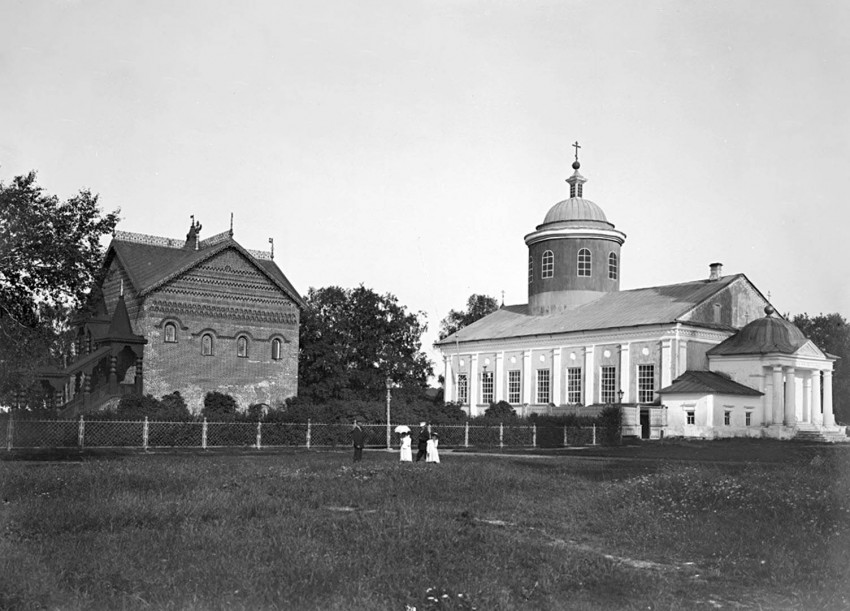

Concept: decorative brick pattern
[[103, 241, 300, 414]]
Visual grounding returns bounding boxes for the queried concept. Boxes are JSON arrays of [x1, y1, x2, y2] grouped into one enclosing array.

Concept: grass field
[[2, 440, 849, 610]]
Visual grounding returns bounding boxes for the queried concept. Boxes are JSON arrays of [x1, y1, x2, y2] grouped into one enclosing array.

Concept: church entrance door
[[639, 409, 650, 439]]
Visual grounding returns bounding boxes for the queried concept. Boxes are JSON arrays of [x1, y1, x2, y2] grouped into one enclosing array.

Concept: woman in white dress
[[399, 432, 412, 462], [425, 432, 440, 463]]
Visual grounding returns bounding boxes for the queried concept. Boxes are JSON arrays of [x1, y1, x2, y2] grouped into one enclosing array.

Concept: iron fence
[[0, 415, 602, 451]]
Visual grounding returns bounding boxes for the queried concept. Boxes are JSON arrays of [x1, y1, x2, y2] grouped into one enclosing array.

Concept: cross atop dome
[[566, 141, 587, 198]]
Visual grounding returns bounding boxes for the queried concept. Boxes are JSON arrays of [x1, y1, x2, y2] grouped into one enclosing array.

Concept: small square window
[[686, 411, 695, 425]]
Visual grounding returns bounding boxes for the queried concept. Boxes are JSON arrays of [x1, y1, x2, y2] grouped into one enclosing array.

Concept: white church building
[[436, 151, 841, 441]]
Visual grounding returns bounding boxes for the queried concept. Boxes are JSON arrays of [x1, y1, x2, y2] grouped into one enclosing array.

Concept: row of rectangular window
[[529, 250, 618, 282], [455, 364, 655, 405], [686, 411, 753, 426]]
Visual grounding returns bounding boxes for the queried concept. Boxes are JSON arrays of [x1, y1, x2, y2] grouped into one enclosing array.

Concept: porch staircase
[[794, 423, 849, 443]]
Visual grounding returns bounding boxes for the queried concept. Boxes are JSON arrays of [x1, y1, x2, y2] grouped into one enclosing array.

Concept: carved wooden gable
[[146, 247, 299, 327]]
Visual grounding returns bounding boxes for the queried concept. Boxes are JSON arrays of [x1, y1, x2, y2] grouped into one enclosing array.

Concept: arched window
[[271, 338, 282, 361], [528, 256, 533, 284], [202, 334, 214, 356], [577, 248, 591, 277], [541, 250, 554, 279], [164, 323, 177, 343], [237, 336, 248, 358], [608, 252, 618, 280]]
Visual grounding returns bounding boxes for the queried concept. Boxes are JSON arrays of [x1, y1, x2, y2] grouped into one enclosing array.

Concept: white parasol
[[394, 425, 411, 434]]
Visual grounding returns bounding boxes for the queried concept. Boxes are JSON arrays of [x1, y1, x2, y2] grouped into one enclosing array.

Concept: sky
[[2, 0, 849, 374]]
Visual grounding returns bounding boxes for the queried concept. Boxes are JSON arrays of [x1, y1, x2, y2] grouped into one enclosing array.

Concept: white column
[[802, 373, 811, 423], [469, 354, 479, 410], [443, 356, 453, 404], [552, 348, 562, 405], [522, 350, 532, 405], [705, 394, 714, 428], [812, 371, 823, 425], [494, 352, 504, 402], [619, 343, 631, 403], [660, 339, 673, 389], [770, 366, 783, 426], [823, 370, 835, 427], [784, 367, 796, 427], [584, 346, 595, 406]]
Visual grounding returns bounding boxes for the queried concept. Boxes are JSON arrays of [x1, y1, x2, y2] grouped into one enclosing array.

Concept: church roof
[[107, 233, 304, 308], [658, 370, 763, 396], [436, 274, 744, 345], [706, 308, 809, 356]]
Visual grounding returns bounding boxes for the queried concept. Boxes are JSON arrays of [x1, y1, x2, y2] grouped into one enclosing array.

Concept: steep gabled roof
[[106, 234, 304, 308], [658, 370, 763, 396], [436, 274, 745, 345]]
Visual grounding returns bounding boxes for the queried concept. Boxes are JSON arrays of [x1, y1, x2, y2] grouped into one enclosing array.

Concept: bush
[[597, 405, 622, 445], [201, 392, 238, 422], [158, 392, 191, 421], [484, 401, 517, 420]]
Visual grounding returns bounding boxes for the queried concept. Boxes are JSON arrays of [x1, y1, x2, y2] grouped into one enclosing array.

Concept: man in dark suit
[[351, 421, 365, 462], [415, 421, 429, 462]]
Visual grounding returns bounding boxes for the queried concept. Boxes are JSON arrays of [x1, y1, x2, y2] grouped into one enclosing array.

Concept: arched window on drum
[[608, 252, 618, 280], [541, 250, 554, 279], [577, 248, 592, 277]]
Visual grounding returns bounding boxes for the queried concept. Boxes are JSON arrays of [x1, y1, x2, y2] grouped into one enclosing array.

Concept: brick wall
[[104, 246, 300, 414]]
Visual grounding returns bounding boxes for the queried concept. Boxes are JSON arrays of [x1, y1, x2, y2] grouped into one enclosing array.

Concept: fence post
[[78, 415, 85, 449], [143, 417, 149, 450], [306, 419, 311, 449], [499, 422, 504, 449], [202, 417, 207, 450], [532, 423, 537, 448], [256, 421, 262, 450], [592, 424, 597, 446], [464, 421, 469, 448], [6, 412, 13, 451], [563, 424, 567, 447]]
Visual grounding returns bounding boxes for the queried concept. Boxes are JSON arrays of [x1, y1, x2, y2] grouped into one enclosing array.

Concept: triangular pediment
[[795, 340, 826, 359]]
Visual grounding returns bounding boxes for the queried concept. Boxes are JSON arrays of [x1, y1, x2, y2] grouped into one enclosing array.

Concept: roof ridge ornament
[[566, 140, 587, 198]]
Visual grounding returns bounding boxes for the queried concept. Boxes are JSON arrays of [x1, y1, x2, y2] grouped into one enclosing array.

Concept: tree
[[298, 285, 433, 403], [0, 172, 119, 402], [439, 294, 499, 340], [791, 312, 850, 423]]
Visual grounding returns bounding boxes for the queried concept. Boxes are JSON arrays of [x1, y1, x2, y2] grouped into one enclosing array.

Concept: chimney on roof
[[708, 262, 723, 281]]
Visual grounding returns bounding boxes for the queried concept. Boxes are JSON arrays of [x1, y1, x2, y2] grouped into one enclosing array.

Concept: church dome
[[543, 197, 608, 224], [708, 307, 809, 355]]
